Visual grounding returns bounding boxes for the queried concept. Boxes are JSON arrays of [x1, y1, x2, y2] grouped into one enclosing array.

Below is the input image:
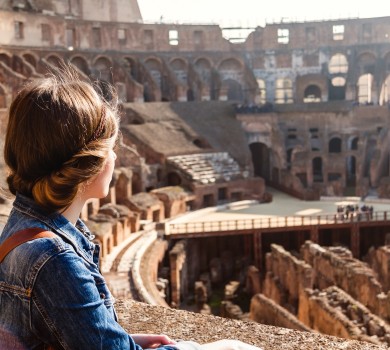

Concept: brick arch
[[45, 54, 64, 67], [328, 53, 348, 74], [144, 57, 162, 71], [194, 57, 213, 69], [357, 73, 375, 104], [123, 56, 139, 81], [217, 58, 245, 101], [194, 57, 213, 82], [303, 84, 322, 102], [220, 78, 243, 101], [357, 51, 377, 62], [143, 57, 163, 101], [379, 73, 390, 105], [21, 52, 39, 68], [169, 57, 187, 70], [0, 51, 12, 67], [296, 74, 327, 103], [92, 55, 113, 67], [356, 51, 377, 76], [170, 58, 188, 90], [93, 56, 113, 83], [348, 135, 359, 151], [217, 57, 243, 71], [328, 136, 342, 153], [69, 55, 90, 75]]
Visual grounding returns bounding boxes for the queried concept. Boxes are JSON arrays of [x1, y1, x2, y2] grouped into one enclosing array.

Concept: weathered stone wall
[[140, 238, 170, 307], [169, 240, 188, 307], [298, 286, 390, 346], [365, 245, 390, 292], [250, 293, 311, 332], [300, 241, 383, 314], [263, 244, 313, 311]]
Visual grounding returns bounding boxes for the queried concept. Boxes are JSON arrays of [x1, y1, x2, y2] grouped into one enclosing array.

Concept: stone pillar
[[253, 231, 262, 269], [246, 265, 262, 295], [310, 226, 319, 243], [350, 223, 360, 258], [169, 240, 187, 307]]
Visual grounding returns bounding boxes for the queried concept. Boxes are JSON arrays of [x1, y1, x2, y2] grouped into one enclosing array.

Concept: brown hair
[[4, 70, 119, 212]]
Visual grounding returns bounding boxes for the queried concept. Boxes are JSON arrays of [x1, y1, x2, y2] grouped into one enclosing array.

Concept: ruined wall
[[169, 240, 188, 307], [263, 244, 313, 311], [300, 241, 383, 314], [298, 286, 390, 346], [365, 245, 390, 292], [250, 293, 311, 332]]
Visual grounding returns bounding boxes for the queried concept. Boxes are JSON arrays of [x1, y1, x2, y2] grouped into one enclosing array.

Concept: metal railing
[[166, 211, 389, 235]]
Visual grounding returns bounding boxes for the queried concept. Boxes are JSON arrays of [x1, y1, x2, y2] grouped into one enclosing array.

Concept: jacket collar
[[13, 193, 96, 263]]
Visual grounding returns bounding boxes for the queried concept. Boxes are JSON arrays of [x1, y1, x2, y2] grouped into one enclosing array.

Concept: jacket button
[[100, 293, 105, 299]]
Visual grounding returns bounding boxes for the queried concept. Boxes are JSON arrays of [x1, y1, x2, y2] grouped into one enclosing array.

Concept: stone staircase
[[167, 152, 242, 184]]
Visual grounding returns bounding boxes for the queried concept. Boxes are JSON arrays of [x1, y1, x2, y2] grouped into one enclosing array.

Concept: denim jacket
[[0, 194, 201, 350]]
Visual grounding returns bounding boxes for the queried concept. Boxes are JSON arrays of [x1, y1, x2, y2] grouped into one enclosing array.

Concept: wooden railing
[[166, 211, 389, 235]]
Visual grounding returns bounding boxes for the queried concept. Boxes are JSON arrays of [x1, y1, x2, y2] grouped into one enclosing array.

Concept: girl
[[0, 69, 261, 350]]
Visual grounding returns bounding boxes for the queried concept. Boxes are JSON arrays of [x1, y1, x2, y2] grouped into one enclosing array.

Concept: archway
[[124, 57, 139, 81], [46, 55, 63, 67], [70, 56, 89, 75], [170, 58, 187, 80], [167, 171, 182, 186], [195, 57, 212, 82], [222, 79, 243, 101], [379, 74, 390, 105], [329, 137, 342, 153], [357, 74, 374, 104], [328, 53, 348, 74], [0, 53, 11, 67], [303, 85, 321, 102], [144, 57, 164, 100], [312, 157, 323, 182], [249, 142, 270, 181], [94, 56, 113, 83], [349, 136, 359, 151], [22, 53, 37, 68]]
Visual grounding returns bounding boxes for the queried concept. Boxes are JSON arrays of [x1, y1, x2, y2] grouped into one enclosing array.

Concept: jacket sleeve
[[30, 249, 142, 350]]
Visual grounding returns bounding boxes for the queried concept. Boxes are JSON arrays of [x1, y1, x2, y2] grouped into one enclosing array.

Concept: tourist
[[0, 69, 261, 350]]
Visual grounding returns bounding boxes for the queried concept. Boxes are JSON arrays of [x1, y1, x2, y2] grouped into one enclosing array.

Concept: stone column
[[169, 240, 187, 307], [350, 223, 360, 258], [310, 226, 319, 243], [253, 231, 262, 269]]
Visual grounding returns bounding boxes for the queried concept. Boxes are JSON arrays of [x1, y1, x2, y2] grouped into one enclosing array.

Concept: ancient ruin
[[0, 0, 390, 347]]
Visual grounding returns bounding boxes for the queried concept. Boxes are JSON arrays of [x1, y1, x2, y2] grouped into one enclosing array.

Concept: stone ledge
[[116, 299, 387, 350]]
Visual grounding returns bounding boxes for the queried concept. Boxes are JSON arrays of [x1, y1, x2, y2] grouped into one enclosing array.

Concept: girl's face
[[82, 149, 117, 200]]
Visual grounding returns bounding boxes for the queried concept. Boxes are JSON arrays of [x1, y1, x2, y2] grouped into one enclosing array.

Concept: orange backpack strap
[[0, 227, 56, 263]]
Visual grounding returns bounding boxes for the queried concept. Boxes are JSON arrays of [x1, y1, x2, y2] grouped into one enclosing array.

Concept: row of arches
[[4, 49, 390, 105]]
